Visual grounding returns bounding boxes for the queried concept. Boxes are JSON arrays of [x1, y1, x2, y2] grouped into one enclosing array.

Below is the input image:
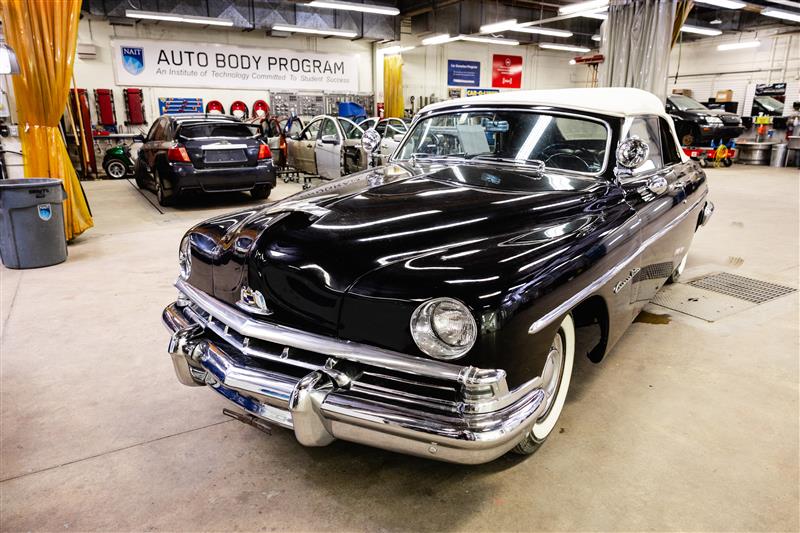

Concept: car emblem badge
[[613, 268, 641, 294]]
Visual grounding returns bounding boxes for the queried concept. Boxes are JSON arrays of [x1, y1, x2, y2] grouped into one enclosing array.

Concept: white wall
[[667, 29, 800, 115], [74, 17, 375, 129]]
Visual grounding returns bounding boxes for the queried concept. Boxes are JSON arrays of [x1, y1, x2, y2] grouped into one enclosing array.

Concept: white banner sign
[[110, 39, 359, 92]]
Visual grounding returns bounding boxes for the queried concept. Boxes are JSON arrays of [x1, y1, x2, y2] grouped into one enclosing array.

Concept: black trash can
[[0, 178, 68, 269]]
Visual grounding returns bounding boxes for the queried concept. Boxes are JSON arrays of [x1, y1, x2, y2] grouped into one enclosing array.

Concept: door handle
[[306, 143, 313, 148], [647, 176, 668, 195]]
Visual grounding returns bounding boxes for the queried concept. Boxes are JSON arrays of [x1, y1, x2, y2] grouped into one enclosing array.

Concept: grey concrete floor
[[1, 167, 798, 532]]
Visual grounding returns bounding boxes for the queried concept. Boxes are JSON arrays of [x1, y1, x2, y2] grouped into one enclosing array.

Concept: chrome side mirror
[[392, 133, 405, 143], [320, 134, 339, 145], [616, 137, 650, 169], [361, 128, 381, 153]]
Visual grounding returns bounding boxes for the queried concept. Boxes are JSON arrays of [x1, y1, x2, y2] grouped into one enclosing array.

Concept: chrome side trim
[[528, 193, 707, 335], [175, 278, 466, 382]]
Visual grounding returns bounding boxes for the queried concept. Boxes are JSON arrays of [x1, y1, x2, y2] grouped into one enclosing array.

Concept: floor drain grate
[[687, 272, 796, 305]]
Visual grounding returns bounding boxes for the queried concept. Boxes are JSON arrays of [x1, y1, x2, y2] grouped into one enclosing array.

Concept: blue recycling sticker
[[38, 204, 52, 221]]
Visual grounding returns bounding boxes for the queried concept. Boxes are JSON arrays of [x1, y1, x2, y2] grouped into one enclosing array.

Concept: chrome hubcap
[[108, 162, 125, 178], [540, 332, 564, 416]]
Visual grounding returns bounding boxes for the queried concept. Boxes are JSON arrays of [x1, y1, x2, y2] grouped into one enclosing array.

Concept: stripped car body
[[163, 88, 713, 464]]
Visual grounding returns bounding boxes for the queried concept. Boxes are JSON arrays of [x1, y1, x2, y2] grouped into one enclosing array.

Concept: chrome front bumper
[[163, 280, 546, 464]]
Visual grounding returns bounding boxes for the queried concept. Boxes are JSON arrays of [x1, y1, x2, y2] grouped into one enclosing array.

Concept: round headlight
[[178, 235, 192, 280], [361, 128, 381, 153], [410, 298, 477, 360]]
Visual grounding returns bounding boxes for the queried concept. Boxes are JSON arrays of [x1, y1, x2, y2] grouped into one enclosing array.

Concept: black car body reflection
[[163, 88, 714, 464]]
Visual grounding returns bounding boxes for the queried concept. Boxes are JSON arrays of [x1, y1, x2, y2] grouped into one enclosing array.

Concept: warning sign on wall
[[491, 54, 522, 89]]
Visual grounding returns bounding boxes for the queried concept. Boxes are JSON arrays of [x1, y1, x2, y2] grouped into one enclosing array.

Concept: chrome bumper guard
[[163, 280, 546, 464]]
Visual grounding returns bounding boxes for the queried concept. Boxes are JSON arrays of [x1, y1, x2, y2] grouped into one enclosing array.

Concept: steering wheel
[[540, 143, 603, 172]]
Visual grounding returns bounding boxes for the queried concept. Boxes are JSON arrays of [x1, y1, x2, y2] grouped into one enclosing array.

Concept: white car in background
[[286, 115, 368, 179], [358, 117, 410, 166]]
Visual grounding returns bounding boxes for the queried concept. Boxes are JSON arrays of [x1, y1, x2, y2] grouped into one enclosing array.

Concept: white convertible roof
[[422, 87, 668, 119]]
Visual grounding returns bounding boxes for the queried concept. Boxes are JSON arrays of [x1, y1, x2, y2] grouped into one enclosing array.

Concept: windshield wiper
[[469, 155, 547, 171]]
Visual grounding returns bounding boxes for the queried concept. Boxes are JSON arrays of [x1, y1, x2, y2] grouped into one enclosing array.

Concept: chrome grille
[[179, 302, 462, 414]]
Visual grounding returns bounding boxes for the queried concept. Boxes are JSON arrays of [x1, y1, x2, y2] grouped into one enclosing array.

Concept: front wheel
[[513, 314, 575, 455]]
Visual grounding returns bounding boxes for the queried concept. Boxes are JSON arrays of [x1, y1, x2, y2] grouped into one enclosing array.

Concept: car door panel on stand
[[292, 119, 321, 174], [317, 118, 341, 180], [619, 116, 686, 307]]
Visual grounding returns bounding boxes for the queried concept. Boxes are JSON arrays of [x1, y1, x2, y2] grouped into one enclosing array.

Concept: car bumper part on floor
[[163, 279, 546, 464]]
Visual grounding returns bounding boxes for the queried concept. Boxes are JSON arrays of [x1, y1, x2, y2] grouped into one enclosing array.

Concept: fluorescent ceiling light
[[272, 24, 358, 37], [479, 19, 518, 33], [559, 0, 609, 15], [591, 34, 601, 41], [569, 59, 577, 65], [513, 27, 573, 37], [379, 45, 415, 54], [680, 24, 723, 35], [582, 12, 608, 20], [306, 0, 399, 16], [694, 0, 746, 8], [539, 43, 591, 52], [125, 9, 233, 26], [422, 33, 458, 45], [461, 36, 519, 45], [717, 40, 760, 50], [761, 7, 800, 22]]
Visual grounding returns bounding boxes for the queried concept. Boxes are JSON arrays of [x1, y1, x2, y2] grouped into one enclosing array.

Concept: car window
[[178, 123, 255, 139], [389, 119, 408, 132], [395, 111, 609, 174], [321, 118, 339, 139], [338, 118, 363, 140], [359, 118, 377, 130], [659, 118, 682, 166], [148, 119, 165, 141], [669, 95, 708, 111], [303, 119, 322, 141], [266, 120, 282, 137], [375, 120, 388, 135], [627, 117, 664, 174]]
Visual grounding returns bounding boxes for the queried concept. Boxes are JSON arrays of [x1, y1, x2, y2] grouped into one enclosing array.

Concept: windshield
[[179, 123, 256, 139], [669, 95, 708, 111], [393, 111, 609, 174], [755, 96, 784, 112], [338, 118, 364, 140]]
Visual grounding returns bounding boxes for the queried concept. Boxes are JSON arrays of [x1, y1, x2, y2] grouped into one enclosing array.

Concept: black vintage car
[[135, 114, 276, 206], [162, 88, 714, 464], [666, 94, 745, 146]]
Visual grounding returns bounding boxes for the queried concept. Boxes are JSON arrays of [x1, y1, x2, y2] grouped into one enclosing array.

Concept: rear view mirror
[[132, 134, 145, 143], [320, 134, 339, 145]]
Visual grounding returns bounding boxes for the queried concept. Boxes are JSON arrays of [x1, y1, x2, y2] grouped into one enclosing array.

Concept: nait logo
[[121, 47, 144, 75]]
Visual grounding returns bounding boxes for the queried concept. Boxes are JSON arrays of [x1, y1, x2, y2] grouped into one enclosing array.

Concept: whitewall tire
[[513, 313, 575, 455]]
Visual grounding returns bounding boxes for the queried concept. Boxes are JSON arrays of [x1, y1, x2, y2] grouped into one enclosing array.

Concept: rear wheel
[[104, 159, 127, 179], [513, 314, 575, 455], [668, 254, 688, 284], [251, 185, 272, 200], [134, 160, 147, 189], [155, 171, 176, 207]]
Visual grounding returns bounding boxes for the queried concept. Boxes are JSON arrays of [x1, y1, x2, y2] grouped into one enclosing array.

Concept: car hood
[[187, 162, 610, 334]]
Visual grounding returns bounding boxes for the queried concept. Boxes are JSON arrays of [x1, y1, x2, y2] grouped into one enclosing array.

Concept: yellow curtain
[[0, 0, 93, 240], [383, 54, 404, 119]]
